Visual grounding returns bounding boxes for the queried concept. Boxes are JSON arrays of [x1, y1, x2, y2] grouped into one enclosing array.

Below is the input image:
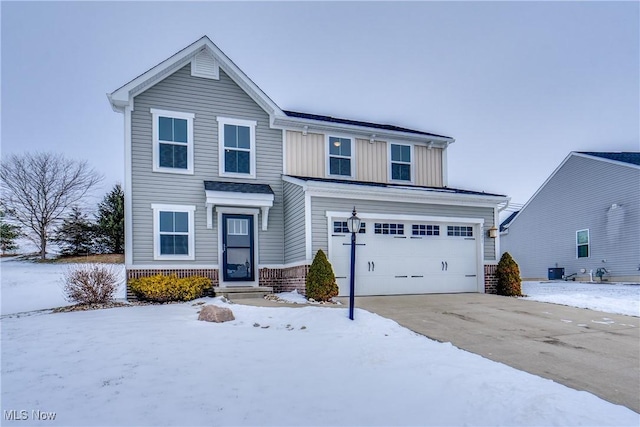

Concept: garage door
[[329, 218, 480, 296]]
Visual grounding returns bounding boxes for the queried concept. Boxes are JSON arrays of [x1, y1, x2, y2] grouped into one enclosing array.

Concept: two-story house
[[108, 36, 509, 297]]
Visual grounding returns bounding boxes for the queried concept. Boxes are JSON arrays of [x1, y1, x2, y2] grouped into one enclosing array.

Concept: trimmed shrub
[[306, 249, 338, 302], [496, 252, 522, 296], [129, 274, 212, 302], [63, 263, 120, 304]]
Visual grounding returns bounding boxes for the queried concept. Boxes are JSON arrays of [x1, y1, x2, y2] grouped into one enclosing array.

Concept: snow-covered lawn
[[1, 257, 126, 315], [522, 281, 640, 317], [2, 260, 639, 426]]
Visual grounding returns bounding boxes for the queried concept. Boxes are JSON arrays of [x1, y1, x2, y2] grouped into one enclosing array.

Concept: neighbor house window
[[218, 117, 257, 178], [151, 109, 195, 174], [390, 143, 412, 181], [577, 229, 589, 258], [152, 204, 195, 260], [328, 136, 353, 177]]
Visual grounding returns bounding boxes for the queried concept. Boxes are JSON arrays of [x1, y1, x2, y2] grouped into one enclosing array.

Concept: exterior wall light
[[488, 226, 498, 239]]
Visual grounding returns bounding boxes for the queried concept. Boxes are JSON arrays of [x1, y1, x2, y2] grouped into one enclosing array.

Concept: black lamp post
[[346, 207, 362, 320]]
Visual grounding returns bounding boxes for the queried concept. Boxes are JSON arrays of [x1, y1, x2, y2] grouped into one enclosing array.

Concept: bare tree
[[0, 152, 103, 259]]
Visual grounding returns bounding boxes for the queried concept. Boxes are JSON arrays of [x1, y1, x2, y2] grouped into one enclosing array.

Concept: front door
[[222, 214, 254, 282]]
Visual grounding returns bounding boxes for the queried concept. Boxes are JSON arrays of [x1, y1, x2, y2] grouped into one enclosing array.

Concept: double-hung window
[[152, 204, 195, 260], [151, 109, 194, 174], [328, 136, 353, 177], [576, 229, 589, 258], [218, 117, 257, 178], [390, 143, 412, 181]]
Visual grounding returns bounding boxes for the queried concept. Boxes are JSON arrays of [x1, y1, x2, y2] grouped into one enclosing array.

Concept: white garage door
[[329, 218, 480, 296]]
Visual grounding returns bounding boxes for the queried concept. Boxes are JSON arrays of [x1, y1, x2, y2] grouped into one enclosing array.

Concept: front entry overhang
[[204, 181, 274, 230]]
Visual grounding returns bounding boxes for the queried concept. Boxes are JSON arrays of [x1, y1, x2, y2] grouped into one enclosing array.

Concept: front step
[[215, 286, 273, 300]]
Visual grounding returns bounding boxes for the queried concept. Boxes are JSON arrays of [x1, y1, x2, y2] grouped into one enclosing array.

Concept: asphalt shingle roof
[[500, 211, 519, 232], [286, 175, 505, 197], [578, 152, 640, 166], [204, 181, 274, 194], [283, 110, 451, 139]]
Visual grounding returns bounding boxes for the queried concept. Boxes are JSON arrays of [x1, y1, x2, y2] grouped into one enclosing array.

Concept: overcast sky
[[2, 1, 638, 208]]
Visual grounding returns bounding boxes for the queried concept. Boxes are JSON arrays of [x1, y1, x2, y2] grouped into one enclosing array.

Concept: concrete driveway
[[345, 293, 640, 413]]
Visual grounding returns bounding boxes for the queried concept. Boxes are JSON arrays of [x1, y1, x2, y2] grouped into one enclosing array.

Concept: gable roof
[[502, 151, 640, 230], [108, 36, 454, 144], [108, 36, 283, 116], [577, 152, 640, 166], [499, 210, 519, 232]]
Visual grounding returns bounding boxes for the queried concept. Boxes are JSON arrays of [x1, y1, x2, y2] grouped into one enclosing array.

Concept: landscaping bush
[[496, 252, 522, 296], [63, 263, 120, 304], [128, 274, 212, 302], [306, 249, 338, 302]]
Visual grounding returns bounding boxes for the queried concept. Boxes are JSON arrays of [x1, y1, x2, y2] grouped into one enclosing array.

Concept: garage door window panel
[[447, 226, 473, 237], [374, 223, 404, 235], [413, 224, 440, 236], [333, 221, 366, 234]]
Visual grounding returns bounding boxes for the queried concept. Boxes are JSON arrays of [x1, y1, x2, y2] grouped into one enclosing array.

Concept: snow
[[2, 260, 639, 426], [273, 289, 309, 304], [1, 257, 126, 315], [522, 281, 640, 317]]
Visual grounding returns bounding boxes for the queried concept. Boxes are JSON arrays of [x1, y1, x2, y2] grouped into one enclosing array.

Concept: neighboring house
[[501, 152, 640, 282], [108, 36, 508, 297]]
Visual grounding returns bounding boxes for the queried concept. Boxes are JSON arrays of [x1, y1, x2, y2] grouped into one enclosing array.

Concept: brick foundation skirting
[[484, 264, 498, 294], [125, 266, 310, 300], [259, 265, 310, 295]]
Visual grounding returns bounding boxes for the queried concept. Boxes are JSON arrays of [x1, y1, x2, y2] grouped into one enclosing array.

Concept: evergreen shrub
[[496, 252, 522, 296], [305, 249, 338, 302], [129, 274, 212, 302]]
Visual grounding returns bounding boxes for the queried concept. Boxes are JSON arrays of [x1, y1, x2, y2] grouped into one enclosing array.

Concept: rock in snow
[[197, 305, 234, 322]]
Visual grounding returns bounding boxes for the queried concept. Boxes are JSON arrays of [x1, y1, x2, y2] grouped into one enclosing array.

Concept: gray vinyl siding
[[283, 181, 306, 263], [310, 197, 495, 261], [501, 155, 640, 279], [131, 64, 284, 265]]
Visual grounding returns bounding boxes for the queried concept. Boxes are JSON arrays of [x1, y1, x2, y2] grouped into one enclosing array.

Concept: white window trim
[[326, 135, 355, 178], [151, 204, 196, 261], [388, 142, 414, 183], [576, 229, 590, 259], [217, 116, 257, 179], [150, 108, 195, 175]]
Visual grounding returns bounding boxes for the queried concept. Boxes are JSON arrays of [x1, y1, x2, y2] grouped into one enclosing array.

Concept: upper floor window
[[152, 204, 196, 260], [576, 229, 589, 258], [390, 144, 412, 181], [151, 109, 194, 174], [217, 117, 257, 179], [328, 136, 353, 177]]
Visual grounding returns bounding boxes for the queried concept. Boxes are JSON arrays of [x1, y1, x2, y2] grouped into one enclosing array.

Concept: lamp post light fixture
[[346, 207, 362, 320]]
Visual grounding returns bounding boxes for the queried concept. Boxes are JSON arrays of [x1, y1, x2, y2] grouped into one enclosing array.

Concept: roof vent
[[191, 50, 219, 80]]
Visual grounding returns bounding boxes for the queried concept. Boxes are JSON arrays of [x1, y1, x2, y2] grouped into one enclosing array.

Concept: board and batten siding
[[285, 131, 324, 177], [283, 181, 307, 263], [310, 197, 495, 261], [501, 155, 640, 280], [285, 131, 444, 187], [414, 146, 443, 187], [131, 64, 284, 265], [356, 139, 388, 182]]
